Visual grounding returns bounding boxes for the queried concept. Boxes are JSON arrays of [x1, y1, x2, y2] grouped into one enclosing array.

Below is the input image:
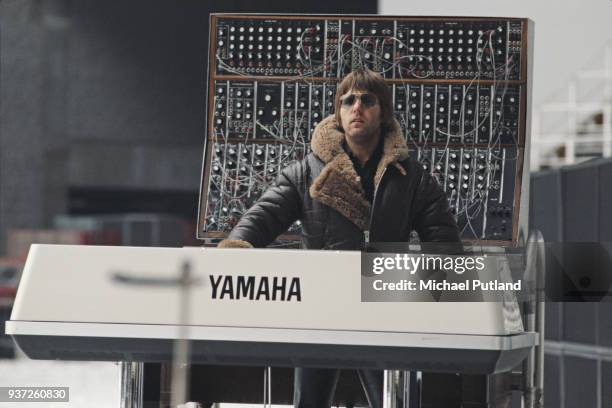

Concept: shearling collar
[[309, 115, 409, 230]]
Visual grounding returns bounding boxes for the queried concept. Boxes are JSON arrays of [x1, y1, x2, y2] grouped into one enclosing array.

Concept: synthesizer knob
[[463, 164, 470, 171], [212, 165, 221, 174], [462, 175, 469, 181], [245, 113, 252, 119], [271, 109, 278, 116], [450, 152, 457, 159], [448, 174, 456, 181], [245, 101, 252, 108], [257, 109, 264, 116], [448, 182, 456, 189], [461, 183, 469, 190], [255, 148, 264, 157], [286, 101, 292, 108]]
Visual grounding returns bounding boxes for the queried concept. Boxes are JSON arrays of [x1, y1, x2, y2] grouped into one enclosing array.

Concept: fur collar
[[309, 115, 409, 230]]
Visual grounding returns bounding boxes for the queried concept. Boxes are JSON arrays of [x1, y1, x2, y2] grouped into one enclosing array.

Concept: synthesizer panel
[[198, 15, 533, 245]]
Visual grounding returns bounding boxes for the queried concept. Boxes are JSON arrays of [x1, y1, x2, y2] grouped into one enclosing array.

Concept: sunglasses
[[340, 93, 378, 108]]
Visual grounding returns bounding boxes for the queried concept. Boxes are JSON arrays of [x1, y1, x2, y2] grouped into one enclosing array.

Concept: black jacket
[[220, 115, 460, 249]]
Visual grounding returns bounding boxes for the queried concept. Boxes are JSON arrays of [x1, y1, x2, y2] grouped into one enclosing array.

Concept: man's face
[[339, 88, 382, 143]]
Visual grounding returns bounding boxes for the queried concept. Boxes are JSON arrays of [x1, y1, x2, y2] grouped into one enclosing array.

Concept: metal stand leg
[[384, 370, 417, 408], [263, 366, 272, 407], [120, 361, 144, 408]]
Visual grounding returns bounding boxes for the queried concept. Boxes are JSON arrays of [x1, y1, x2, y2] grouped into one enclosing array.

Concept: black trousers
[[293, 367, 383, 408]]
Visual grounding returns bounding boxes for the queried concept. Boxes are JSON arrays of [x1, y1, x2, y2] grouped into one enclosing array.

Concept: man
[[219, 69, 461, 407]]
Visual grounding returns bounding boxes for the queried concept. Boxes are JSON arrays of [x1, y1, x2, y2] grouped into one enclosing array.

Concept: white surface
[[0, 351, 120, 408], [11, 245, 523, 336], [379, 0, 612, 111], [6, 321, 537, 350]]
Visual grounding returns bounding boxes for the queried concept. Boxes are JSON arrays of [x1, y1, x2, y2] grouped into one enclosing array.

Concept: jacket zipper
[[364, 167, 388, 246]]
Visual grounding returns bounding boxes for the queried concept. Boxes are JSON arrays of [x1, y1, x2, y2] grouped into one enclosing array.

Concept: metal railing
[[532, 43, 612, 170]]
